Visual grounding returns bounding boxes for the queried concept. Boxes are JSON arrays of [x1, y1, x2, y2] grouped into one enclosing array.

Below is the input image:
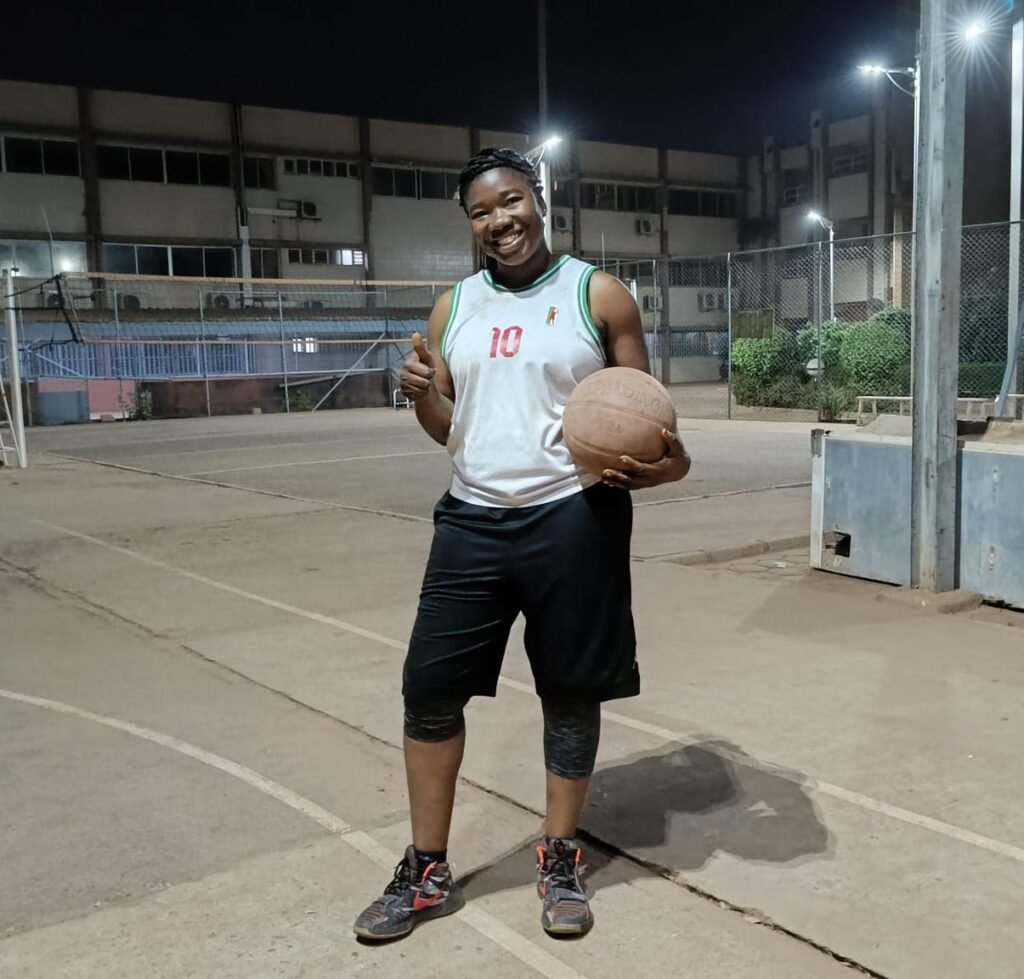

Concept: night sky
[[7, 0, 929, 154]]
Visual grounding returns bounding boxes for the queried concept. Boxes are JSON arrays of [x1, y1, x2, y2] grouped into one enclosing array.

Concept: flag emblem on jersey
[[546, 306, 558, 326]]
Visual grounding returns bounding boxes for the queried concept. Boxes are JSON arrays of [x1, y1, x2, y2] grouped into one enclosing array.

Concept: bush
[[959, 362, 1007, 398], [796, 320, 847, 382], [731, 333, 798, 386], [838, 322, 908, 394], [731, 373, 767, 406]]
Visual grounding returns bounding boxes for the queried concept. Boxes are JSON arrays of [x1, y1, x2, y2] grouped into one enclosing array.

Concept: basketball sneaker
[[352, 845, 462, 941], [536, 838, 594, 937]]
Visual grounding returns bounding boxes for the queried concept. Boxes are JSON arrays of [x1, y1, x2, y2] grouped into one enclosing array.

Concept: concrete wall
[[829, 116, 869, 148], [247, 178, 363, 244], [92, 90, 229, 143], [243, 106, 359, 155], [0, 174, 85, 234], [666, 216, 740, 256], [667, 150, 739, 185], [371, 198, 473, 281], [780, 145, 809, 170], [0, 80, 78, 129], [578, 141, 658, 180], [829, 173, 870, 220], [580, 210, 662, 256], [779, 207, 812, 245], [101, 181, 237, 240], [370, 120, 468, 164]]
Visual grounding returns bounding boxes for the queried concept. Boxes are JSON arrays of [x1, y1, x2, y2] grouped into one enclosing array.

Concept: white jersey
[[440, 254, 606, 508]]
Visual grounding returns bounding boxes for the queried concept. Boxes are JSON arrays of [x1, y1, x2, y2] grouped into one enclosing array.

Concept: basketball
[[562, 367, 678, 476]]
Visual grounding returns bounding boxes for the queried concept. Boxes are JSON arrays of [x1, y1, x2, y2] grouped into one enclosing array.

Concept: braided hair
[[457, 147, 544, 214]]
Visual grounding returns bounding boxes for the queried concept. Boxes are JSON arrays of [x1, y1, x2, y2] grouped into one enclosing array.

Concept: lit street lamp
[[527, 135, 563, 247], [808, 210, 836, 322]]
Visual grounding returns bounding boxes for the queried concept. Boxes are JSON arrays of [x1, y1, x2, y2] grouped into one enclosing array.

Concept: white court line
[[0, 687, 584, 979], [186, 448, 442, 476], [29, 517, 1024, 869]]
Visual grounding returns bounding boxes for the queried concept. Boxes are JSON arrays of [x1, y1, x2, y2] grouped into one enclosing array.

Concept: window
[[832, 150, 869, 177], [580, 182, 615, 211], [372, 166, 394, 195], [97, 145, 131, 180], [0, 239, 85, 277], [199, 153, 231, 187], [286, 246, 365, 267], [616, 184, 658, 214], [203, 247, 234, 277], [393, 168, 417, 198], [136, 244, 169, 275], [4, 137, 44, 174], [166, 150, 200, 185], [282, 156, 357, 180], [97, 144, 231, 185], [550, 180, 571, 207], [419, 169, 448, 200], [249, 247, 280, 278], [293, 337, 320, 354], [103, 244, 138, 273], [171, 246, 204, 276], [42, 140, 80, 176], [130, 147, 164, 182]]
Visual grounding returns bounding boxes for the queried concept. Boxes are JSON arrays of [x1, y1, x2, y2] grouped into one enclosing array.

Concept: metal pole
[[726, 252, 733, 419], [541, 158, 553, 248], [113, 288, 125, 419], [538, 0, 548, 131], [3, 269, 27, 467], [828, 226, 835, 322], [199, 290, 211, 418], [1009, 17, 1022, 397], [657, 260, 670, 386], [910, 0, 967, 593], [278, 291, 290, 413], [816, 242, 824, 421]]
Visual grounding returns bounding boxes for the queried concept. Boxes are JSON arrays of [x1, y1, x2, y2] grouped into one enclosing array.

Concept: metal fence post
[[3, 269, 27, 467], [278, 291, 290, 413], [199, 289, 211, 418], [726, 253, 733, 419], [815, 241, 824, 421]]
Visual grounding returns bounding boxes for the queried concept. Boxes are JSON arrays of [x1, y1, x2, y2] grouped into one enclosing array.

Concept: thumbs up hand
[[401, 332, 438, 402]]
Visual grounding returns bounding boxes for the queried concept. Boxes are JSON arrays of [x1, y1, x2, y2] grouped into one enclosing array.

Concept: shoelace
[[383, 858, 414, 897], [544, 842, 581, 892]]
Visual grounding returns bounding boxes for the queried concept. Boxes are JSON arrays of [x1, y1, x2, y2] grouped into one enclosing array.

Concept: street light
[[527, 135, 563, 247], [808, 211, 836, 322]]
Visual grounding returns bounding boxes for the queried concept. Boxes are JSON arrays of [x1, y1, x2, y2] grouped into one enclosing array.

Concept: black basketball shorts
[[402, 483, 639, 705]]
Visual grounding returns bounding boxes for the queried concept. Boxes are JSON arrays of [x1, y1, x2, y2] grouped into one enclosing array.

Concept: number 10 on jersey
[[489, 326, 523, 359]]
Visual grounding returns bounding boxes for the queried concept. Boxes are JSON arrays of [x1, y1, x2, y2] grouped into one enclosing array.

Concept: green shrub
[[731, 373, 767, 406], [838, 323, 908, 394], [731, 333, 798, 385], [958, 362, 1007, 398], [796, 320, 847, 382]]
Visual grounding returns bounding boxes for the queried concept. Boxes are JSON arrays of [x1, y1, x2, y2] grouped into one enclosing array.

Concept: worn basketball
[[563, 367, 677, 476]]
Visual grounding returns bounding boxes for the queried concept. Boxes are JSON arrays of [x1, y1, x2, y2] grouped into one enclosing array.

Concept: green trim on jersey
[[482, 254, 571, 293], [439, 281, 462, 362], [576, 265, 603, 348]]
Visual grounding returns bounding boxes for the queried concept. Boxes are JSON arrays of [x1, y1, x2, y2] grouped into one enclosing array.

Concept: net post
[[199, 289, 211, 418], [278, 291, 290, 413]]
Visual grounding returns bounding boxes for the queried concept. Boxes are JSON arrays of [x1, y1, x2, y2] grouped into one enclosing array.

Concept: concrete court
[[1, 407, 1022, 979]]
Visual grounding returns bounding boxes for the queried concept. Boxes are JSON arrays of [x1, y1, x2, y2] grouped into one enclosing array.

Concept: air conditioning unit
[[207, 293, 231, 310], [642, 294, 663, 312], [698, 290, 726, 312], [553, 214, 571, 233], [635, 217, 656, 236], [299, 201, 318, 219], [303, 299, 325, 310], [120, 293, 141, 311]]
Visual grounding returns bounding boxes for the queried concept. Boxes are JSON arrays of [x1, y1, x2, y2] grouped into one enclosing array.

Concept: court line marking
[[0, 687, 584, 979], [186, 448, 443, 476], [29, 516, 1024, 868], [68, 431, 430, 462], [633, 481, 811, 508]]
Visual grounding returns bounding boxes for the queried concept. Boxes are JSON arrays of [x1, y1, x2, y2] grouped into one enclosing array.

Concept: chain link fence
[[3, 273, 439, 421], [621, 221, 1023, 421]]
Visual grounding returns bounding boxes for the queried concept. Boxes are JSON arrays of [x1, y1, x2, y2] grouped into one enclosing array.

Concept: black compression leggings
[[403, 697, 601, 780]]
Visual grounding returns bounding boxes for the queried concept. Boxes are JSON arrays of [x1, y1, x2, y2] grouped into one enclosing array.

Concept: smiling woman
[[353, 145, 690, 945]]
